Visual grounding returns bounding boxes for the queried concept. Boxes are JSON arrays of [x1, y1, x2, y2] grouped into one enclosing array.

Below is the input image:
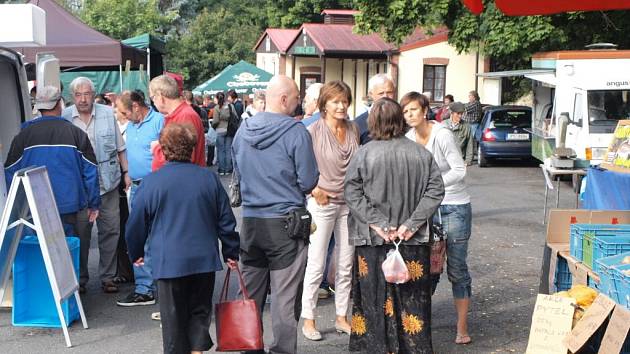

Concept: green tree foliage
[[265, 0, 353, 28], [166, 7, 259, 88], [80, 0, 175, 40], [354, 0, 630, 100]]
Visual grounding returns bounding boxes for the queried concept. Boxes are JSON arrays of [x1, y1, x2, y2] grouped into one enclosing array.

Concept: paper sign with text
[[526, 294, 575, 354], [563, 294, 616, 353], [599, 305, 630, 354]]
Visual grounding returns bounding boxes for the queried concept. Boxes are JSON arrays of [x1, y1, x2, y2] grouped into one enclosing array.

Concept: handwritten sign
[[526, 294, 575, 354], [563, 294, 616, 353], [599, 305, 630, 354]]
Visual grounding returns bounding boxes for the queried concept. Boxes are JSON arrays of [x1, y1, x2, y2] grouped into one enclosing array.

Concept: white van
[[480, 48, 630, 165], [0, 47, 32, 207]]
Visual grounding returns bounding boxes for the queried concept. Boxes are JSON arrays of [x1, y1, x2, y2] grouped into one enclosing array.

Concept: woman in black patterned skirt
[[344, 98, 445, 354]]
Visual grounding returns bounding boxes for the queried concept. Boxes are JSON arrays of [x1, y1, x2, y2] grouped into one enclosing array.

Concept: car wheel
[[478, 145, 488, 167]]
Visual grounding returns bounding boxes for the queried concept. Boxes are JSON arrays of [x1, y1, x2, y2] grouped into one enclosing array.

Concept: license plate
[[507, 133, 529, 140]]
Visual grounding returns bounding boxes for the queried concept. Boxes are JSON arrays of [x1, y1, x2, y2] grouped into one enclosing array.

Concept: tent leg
[[119, 65, 123, 92]]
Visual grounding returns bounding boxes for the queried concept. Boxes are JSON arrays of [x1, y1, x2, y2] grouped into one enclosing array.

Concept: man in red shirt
[[149, 75, 206, 170]]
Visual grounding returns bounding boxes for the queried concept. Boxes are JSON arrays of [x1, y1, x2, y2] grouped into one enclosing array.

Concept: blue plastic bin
[[554, 257, 572, 292], [13, 236, 80, 328], [570, 224, 584, 261], [612, 264, 630, 311], [572, 224, 630, 269], [593, 235, 630, 271], [595, 252, 630, 303]]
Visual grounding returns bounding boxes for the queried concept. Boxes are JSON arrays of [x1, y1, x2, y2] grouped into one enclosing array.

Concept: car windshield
[[490, 110, 531, 128], [587, 89, 630, 125]]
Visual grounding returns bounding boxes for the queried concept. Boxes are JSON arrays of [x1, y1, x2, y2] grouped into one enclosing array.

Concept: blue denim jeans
[[129, 183, 155, 296], [216, 133, 233, 173], [432, 203, 472, 299]]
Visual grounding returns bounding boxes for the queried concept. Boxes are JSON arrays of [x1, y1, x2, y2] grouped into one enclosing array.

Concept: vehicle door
[[0, 47, 31, 214], [565, 88, 588, 158]]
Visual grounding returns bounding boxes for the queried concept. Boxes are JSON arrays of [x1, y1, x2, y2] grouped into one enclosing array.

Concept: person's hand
[[370, 224, 397, 243], [396, 225, 415, 241], [312, 187, 335, 206], [226, 258, 238, 270], [134, 257, 144, 266], [123, 172, 132, 191], [88, 208, 99, 223]]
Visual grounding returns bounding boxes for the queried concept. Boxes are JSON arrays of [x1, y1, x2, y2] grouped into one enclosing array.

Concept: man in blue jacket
[[353, 73, 396, 145], [232, 75, 319, 354], [4, 86, 101, 293]]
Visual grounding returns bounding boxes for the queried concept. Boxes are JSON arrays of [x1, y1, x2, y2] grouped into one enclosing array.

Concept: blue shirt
[[126, 108, 164, 180], [300, 111, 321, 127]]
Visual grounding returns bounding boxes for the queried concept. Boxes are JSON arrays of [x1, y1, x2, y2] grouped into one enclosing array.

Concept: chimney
[[321, 9, 359, 25]]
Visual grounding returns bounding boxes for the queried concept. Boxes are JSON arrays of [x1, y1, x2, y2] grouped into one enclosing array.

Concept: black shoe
[[116, 292, 156, 307]]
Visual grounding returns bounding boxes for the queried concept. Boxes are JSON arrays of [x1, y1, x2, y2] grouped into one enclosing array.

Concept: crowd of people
[[4, 71, 485, 353]]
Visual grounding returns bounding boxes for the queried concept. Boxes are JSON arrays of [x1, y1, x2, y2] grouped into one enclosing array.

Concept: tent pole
[[147, 47, 151, 80], [119, 65, 123, 92]]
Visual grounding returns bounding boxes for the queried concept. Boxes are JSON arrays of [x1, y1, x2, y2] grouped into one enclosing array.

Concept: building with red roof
[[254, 10, 490, 116]]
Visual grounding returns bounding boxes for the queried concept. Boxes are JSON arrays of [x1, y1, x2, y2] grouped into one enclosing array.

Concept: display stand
[[540, 164, 586, 224], [0, 166, 88, 347]]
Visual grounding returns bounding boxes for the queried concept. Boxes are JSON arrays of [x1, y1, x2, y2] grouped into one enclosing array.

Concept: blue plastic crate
[[570, 224, 584, 261], [13, 236, 80, 328], [554, 257, 572, 291], [593, 235, 630, 272], [612, 264, 630, 311], [595, 252, 630, 302], [573, 224, 630, 269]]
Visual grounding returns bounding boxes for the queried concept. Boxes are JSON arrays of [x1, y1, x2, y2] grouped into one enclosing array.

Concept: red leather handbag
[[215, 264, 264, 352]]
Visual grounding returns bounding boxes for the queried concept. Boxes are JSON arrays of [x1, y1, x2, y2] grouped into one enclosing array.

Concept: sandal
[[102, 281, 119, 293], [455, 333, 472, 345]]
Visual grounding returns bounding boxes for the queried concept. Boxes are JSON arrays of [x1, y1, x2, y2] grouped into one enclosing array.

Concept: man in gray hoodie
[[232, 75, 319, 354]]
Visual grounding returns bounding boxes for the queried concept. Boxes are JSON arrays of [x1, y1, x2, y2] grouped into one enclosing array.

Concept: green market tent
[[59, 34, 166, 101], [122, 34, 166, 54], [192, 61, 273, 96], [60, 70, 149, 103], [122, 34, 166, 78]]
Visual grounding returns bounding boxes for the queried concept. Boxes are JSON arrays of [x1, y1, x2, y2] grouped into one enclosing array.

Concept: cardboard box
[[546, 209, 630, 249]]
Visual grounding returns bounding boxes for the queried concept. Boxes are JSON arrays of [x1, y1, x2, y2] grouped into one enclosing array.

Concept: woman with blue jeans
[[402, 92, 473, 345], [212, 92, 233, 175]]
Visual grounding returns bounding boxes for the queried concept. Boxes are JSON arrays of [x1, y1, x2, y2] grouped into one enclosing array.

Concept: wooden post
[[320, 56, 326, 83]]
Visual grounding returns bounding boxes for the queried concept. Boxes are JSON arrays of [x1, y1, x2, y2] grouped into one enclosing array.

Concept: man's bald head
[[265, 75, 300, 116]]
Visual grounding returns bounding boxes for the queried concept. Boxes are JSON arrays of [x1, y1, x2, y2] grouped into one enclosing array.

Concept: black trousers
[[158, 272, 215, 354], [116, 181, 133, 281]]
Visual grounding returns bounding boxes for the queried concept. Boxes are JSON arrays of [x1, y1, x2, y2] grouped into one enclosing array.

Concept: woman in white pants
[[301, 81, 359, 340]]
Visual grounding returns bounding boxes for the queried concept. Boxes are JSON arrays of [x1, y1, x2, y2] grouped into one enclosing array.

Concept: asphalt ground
[[0, 158, 578, 353]]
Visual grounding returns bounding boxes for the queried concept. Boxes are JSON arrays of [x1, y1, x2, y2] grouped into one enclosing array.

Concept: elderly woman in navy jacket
[[126, 123, 239, 354]]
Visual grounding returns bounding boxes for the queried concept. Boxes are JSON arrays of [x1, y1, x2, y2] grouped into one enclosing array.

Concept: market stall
[[534, 120, 630, 354], [192, 60, 272, 96]]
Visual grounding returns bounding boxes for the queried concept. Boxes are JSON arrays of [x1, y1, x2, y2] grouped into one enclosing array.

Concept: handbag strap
[[219, 263, 251, 302]]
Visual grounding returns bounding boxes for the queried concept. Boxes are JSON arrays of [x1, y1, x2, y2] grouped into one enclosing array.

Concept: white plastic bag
[[382, 240, 410, 284], [205, 126, 217, 146]]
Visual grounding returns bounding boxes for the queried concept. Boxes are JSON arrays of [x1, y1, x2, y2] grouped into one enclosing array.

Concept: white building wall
[[398, 41, 486, 104]]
